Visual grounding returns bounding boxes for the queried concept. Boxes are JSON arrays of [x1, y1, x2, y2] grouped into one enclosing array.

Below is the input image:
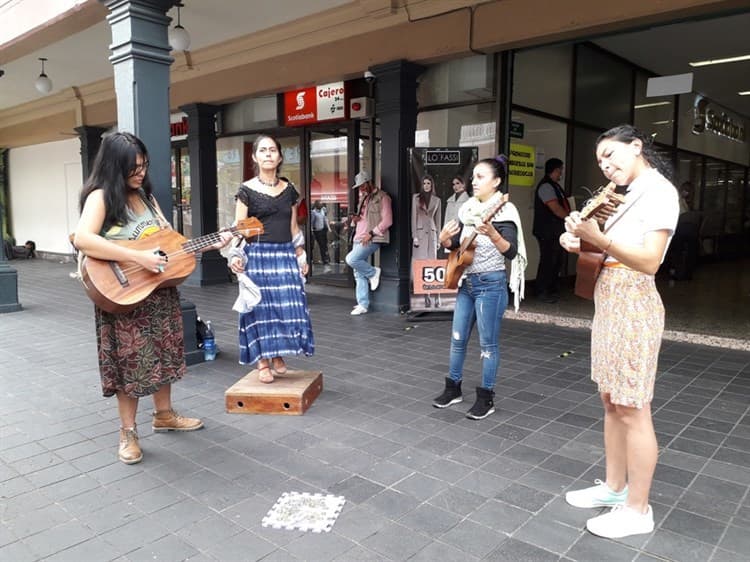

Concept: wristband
[[604, 238, 613, 252]]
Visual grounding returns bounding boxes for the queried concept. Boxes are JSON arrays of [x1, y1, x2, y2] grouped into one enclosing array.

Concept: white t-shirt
[[604, 168, 679, 265]]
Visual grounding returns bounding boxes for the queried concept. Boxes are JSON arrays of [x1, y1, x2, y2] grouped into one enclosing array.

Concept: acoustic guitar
[[574, 183, 626, 300], [80, 218, 263, 314], [444, 195, 509, 290]]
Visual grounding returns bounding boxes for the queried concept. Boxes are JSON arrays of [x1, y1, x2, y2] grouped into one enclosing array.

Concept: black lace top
[[236, 182, 298, 243]]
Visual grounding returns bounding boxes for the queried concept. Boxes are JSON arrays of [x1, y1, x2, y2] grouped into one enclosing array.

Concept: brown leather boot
[[118, 427, 142, 464], [152, 409, 204, 432]]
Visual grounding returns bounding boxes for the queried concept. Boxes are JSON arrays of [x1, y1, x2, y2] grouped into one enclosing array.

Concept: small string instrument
[[80, 218, 263, 314], [444, 195, 508, 290], [574, 183, 626, 300]]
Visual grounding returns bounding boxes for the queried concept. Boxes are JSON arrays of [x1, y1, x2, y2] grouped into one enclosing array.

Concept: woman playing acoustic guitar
[[74, 132, 231, 465], [432, 156, 527, 420], [560, 125, 679, 538]]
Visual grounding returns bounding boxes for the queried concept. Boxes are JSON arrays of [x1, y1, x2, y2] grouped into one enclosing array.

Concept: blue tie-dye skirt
[[238, 241, 314, 365]]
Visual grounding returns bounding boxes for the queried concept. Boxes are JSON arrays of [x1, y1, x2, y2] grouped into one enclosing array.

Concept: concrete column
[[100, 0, 203, 363], [369, 60, 425, 314], [102, 0, 175, 217], [75, 126, 109, 182], [0, 149, 21, 313], [180, 103, 228, 286]]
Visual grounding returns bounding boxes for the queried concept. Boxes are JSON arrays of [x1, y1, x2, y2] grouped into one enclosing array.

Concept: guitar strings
[[112, 226, 262, 277]]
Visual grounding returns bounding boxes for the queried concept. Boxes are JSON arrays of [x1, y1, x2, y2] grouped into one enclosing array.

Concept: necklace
[[257, 175, 279, 188]]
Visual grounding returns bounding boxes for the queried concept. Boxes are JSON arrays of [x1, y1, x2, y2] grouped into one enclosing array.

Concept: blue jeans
[[345, 241, 381, 309], [448, 270, 508, 389]]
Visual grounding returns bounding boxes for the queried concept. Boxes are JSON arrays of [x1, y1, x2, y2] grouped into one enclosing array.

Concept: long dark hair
[[476, 155, 509, 193], [596, 125, 673, 181], [252, 134, 283, 177], [79, 132, 153, 231], [418, 174, 434, 209]]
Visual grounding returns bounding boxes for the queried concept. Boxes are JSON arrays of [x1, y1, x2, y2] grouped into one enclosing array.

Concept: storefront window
[[633, 71, 674, 145], [416, 103, 497, 158], [417, 55, 495, 107], [570, 127, 604, 208], [574, 44, 632, 129], [513, 44, 573, 118], [217, 136, 243, 229]]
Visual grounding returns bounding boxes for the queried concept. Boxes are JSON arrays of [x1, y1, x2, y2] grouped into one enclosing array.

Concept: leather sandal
[[258, 366, 274, 384], [271, 357, 287, 375]]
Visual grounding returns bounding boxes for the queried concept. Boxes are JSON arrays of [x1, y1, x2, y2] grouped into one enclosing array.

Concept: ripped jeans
[[448, 270, 508, 390]]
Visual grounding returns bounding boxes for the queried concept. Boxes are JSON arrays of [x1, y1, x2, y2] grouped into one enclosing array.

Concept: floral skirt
[[591, 267, 664, 408], [96, 287, 185, 398], [239, 241, 314, 365]]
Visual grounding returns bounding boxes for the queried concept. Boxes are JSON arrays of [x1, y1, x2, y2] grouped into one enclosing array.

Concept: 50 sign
[[412, 259, 457, 295]]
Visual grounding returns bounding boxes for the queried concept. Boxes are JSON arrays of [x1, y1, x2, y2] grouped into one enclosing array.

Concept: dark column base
[[181, 298, 203, 366], [184, 251, 231, 287], [370, 275, 409, 315], [0, 266, 22, 313]]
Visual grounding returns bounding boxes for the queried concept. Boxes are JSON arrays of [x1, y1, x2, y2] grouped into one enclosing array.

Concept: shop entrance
[[306, 125, 354, 284]]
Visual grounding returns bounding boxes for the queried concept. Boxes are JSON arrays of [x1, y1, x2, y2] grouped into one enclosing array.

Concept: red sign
[[284, 87, 317, 126], [412, 259, 457, 295], [283, 81, 347, 127]]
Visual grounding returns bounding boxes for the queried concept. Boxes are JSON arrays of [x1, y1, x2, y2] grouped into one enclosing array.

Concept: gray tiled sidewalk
[[1, 259, 749, 562]]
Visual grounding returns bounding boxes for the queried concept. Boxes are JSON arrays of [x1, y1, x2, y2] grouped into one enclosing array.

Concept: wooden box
[[225, 370, 323, 415]]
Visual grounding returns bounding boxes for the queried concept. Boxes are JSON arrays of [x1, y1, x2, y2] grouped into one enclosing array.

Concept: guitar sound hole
[[237, 401, 244, 408]]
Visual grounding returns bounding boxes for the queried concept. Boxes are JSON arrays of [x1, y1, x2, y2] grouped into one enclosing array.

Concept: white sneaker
[[351, 305, 368, 315], [369, 267, 381, 291], [586, 504, 654, 538], [565, 479, 628, 508]]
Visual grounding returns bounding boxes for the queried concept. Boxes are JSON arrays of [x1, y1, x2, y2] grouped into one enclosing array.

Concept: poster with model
[[408, 147, 478, 314]]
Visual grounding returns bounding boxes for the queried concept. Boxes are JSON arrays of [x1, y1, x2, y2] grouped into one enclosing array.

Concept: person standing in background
[[345, 171, 393, 315], [310, 200, 330, 264], [532, 158, 570, 303], [412, 174, 443, 308], [560, 124, 679, 539]]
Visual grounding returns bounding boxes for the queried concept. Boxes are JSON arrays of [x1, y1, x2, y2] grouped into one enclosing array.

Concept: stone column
[[0, 148, 21, 313], [75, 126, 109, 182], [100, 0, 202, 364], [369, 60, 425, 314]]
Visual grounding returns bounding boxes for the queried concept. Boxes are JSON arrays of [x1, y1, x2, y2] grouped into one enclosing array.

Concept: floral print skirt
[[591, 267, 664, 408], [96, 287, 186, 398]]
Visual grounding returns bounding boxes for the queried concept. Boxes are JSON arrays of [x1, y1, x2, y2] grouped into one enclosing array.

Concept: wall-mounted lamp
[[168, 2, 190, 52], [35, 57, 52, 94]]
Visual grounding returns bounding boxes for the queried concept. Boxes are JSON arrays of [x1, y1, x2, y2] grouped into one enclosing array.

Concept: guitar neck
[[181, 227, 238, 254]]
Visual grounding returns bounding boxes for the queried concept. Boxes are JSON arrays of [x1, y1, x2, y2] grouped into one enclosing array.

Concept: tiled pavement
[[1, 259, 749, 562]]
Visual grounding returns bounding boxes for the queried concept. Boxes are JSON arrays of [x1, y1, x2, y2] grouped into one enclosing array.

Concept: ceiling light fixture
[[168, 2, 190, 52], [34, 57, 52, 94], [634, 101, 672, 109], [739, 91, 750, 96], [689, 54, 750, 67]]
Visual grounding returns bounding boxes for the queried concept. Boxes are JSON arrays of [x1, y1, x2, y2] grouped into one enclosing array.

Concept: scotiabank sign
[[284, 81, 346, 127]]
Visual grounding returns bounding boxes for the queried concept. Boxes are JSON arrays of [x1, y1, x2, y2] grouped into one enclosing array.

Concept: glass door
[[170, 143, 191, 237], [308, 127, 352, 283]]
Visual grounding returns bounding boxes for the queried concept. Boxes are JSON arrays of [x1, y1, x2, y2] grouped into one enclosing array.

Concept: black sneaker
[[466, 387, 495, 420], [433, 377, 462, 408]]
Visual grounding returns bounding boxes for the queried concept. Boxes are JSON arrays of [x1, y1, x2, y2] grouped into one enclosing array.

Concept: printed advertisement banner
[[408, 146, 478, 314], [508, 142, 536, 187]]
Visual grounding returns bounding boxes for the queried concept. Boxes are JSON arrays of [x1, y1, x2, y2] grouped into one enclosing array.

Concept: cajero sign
[[692, 96, 746, 143]]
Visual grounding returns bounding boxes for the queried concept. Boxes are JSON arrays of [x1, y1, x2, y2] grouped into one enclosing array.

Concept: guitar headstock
[[580, 182, 624, 220], [232, 217, 265, 239], [480, 192, 510, 223]]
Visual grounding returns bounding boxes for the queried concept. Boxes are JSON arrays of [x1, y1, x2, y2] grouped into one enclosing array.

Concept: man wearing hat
[[345, 171, 393, 315]]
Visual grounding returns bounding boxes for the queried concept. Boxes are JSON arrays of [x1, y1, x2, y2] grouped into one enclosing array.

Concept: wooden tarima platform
[[225, 369, 323, 415]]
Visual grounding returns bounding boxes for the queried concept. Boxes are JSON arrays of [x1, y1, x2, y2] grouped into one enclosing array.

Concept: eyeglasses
[[129, 159, 149, 176]]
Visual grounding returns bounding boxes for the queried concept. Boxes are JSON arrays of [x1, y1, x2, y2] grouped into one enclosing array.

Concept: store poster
[[408, 147, 478, 313]]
